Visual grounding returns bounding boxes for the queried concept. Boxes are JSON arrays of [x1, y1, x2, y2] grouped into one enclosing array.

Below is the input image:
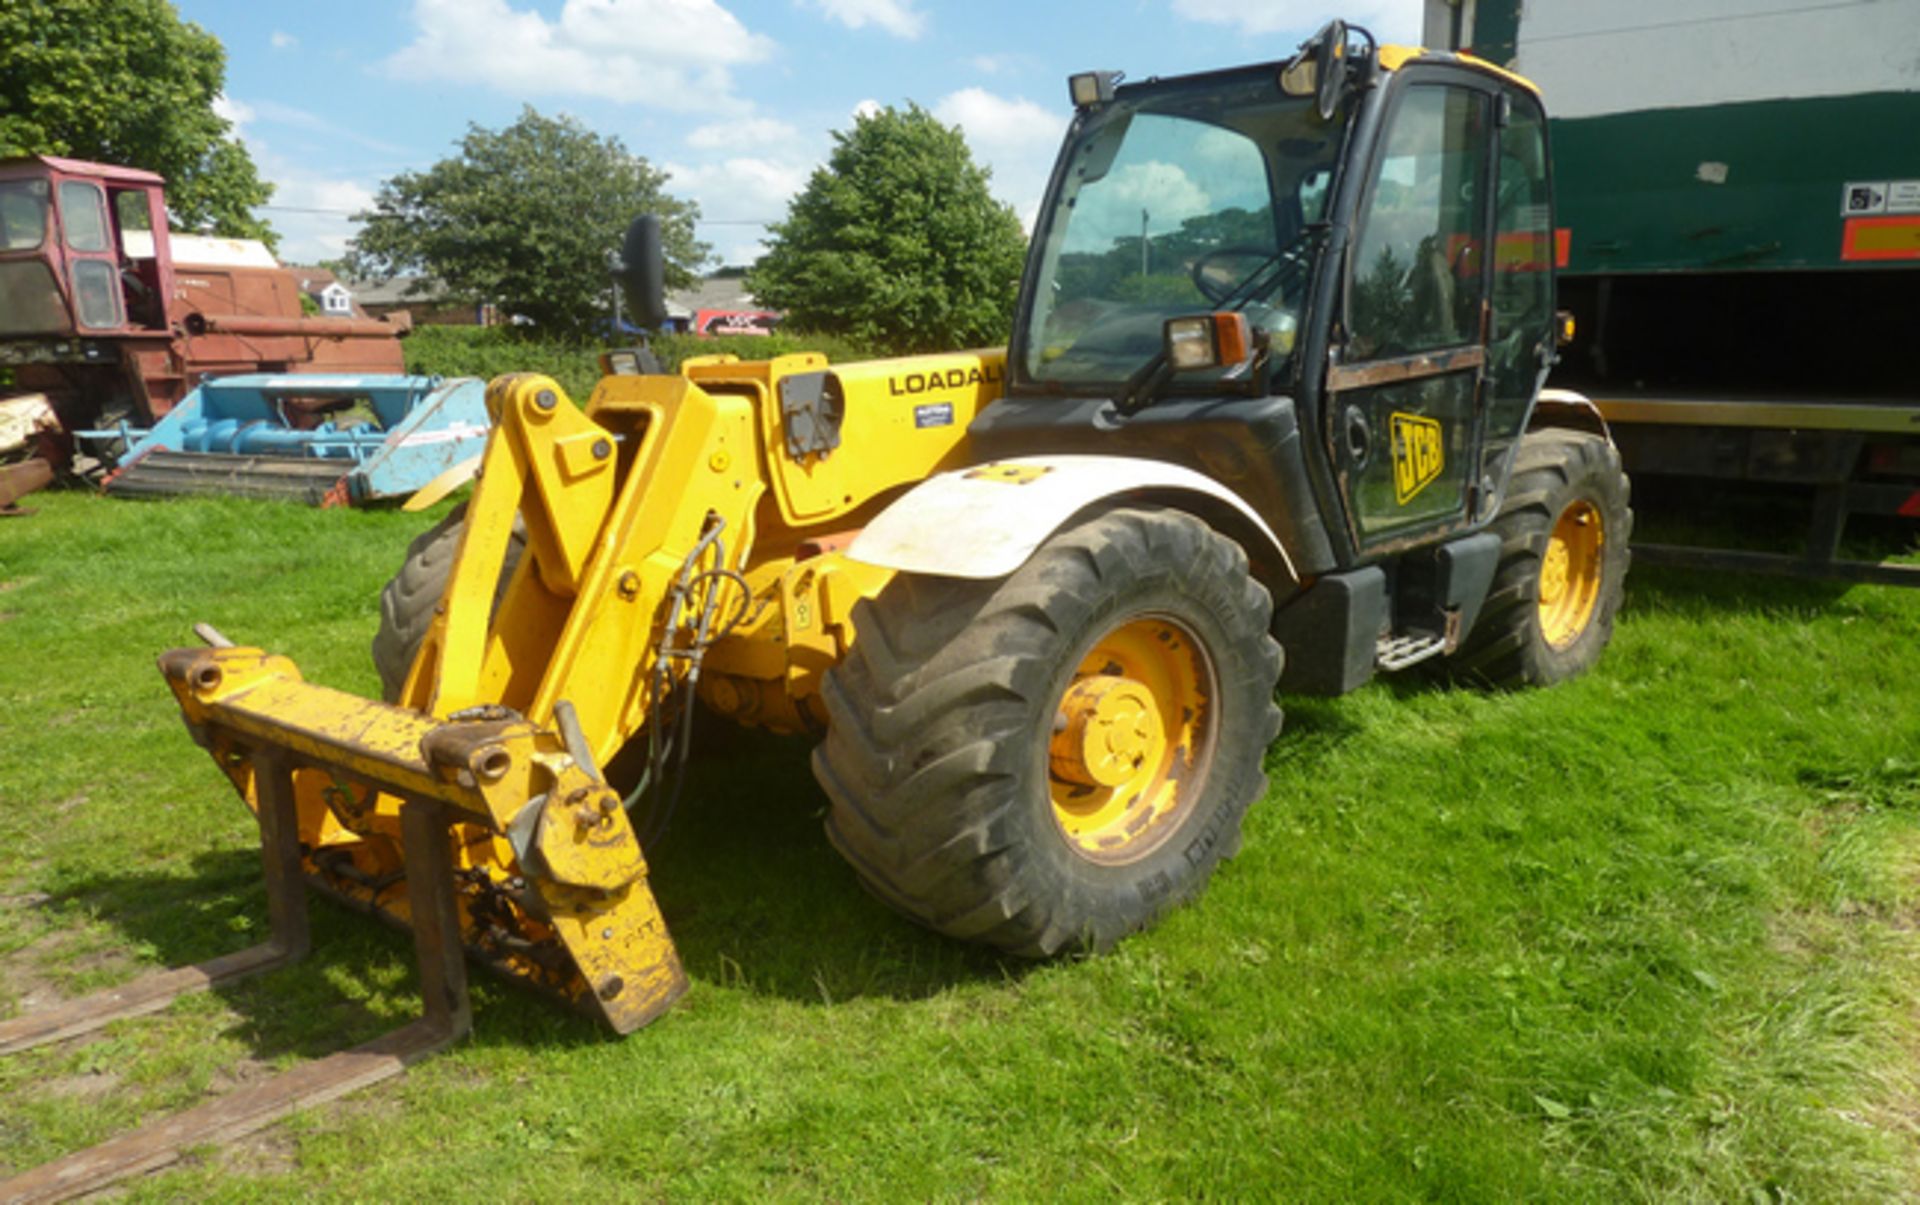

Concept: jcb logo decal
[[1391, 413, 1443, 504]]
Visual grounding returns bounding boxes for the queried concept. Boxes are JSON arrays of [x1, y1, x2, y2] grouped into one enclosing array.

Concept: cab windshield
[[1020, 71, 1344, 391]]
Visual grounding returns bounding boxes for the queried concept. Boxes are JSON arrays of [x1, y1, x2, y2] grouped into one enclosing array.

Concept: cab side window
[[1484, 94, 1554, 444], [1348, 84, 1490, 358]]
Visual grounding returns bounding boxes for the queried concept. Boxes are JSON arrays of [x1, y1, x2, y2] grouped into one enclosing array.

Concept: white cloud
[[851, 98, 883, 121], [663, 156, 815, 265], [214, 95, 378, 262], [244, 99, 412, 157], [685, 117, 801, 151], [934, 89, 1061, 159], [265, 174, 379, 263], [269, 30, 297, 50], [212, 94, 253, 127], [385, 0, 775, 111], [666, 157, 812, 211], [1061, 161, 1210, 252], [800, 0, 925, 39], [932, 87, 1068, 228], [1167, 0, 1424, 43]]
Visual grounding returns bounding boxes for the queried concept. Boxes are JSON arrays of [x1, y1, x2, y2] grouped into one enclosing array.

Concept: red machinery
[[0, 155, 410, 469]]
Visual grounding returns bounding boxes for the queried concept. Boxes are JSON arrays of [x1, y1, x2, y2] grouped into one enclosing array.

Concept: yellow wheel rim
[[1047, 615, 1215, 865], [1538, 498, 1605, 649]]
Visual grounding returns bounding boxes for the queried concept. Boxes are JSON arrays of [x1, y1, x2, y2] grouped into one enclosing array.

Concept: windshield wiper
[[1217, 222, 1327, 312], [1113, 224, 1326, 418]]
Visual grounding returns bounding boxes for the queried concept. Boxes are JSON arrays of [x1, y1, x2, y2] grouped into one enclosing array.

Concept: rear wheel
[[1451, 428, 1631, 688], [812, 507, 1283, 957]]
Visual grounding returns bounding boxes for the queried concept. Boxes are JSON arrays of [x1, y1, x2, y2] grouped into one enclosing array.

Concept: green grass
[[3, 490, 1920, 1199]]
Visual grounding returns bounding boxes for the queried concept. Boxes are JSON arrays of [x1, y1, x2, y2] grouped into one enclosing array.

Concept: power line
[[257, 204, 778, 225]]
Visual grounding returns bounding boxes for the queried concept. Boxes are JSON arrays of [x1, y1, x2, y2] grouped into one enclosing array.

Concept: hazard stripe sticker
[[1841, 215, 1920, 262]]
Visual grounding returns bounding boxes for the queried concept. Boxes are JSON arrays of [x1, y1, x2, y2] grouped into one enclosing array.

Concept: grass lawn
[[2, 487, 1918, 1200]]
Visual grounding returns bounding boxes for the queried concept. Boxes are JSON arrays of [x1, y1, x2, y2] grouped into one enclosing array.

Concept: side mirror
[[1315, 21, 1348, 120], [1279, 20, 1349, 121], [614, 215, 668, 332]]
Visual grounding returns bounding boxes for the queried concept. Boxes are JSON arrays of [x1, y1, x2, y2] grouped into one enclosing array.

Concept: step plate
[[1376, 633, 1446, 672]]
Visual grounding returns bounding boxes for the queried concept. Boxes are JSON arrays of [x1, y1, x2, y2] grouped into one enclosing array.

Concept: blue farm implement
[[86, 374, 490, 506]]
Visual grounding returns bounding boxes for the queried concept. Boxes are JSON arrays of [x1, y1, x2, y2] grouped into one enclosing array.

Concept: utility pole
[[607, 248, 623, 334], [1140, 208, 1150, 276]]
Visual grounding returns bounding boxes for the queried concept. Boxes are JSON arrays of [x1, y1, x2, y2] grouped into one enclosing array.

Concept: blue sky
[[180, 0, 1423, 267]]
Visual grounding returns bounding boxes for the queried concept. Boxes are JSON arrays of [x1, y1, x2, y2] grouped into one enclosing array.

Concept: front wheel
[[812, 507, 1284, 957], [1451, 428, 1632, 688]]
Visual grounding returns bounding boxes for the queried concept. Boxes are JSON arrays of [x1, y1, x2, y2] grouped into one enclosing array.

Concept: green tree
[[747, 104, 1027, 353], [344, 108, 706, 340], [0, 0, 274, 243]]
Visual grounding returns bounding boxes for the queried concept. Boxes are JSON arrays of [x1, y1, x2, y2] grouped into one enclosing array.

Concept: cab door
[[53, 176, 127, 333], [1325, 73, 1495, 551]]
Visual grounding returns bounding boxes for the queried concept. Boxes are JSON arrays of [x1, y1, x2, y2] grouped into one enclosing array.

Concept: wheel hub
[[1050, 674, 1164, 789], [1538, 498, 1604, 649], [1046, 615, 1214, 865]]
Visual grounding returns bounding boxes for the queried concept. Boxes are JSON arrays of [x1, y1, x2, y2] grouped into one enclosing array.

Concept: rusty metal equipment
[[80, 374, 491, 506], [0, 156, 410, 472], [0, 392, 57, 513], [0, 456, 52, 515]]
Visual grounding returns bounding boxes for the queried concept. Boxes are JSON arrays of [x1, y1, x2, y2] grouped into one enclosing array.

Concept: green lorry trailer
[[1429, 0, 1920, 584]]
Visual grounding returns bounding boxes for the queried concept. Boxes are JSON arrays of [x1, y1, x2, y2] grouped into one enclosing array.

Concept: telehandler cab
[[2, 23, 1629, 1198]]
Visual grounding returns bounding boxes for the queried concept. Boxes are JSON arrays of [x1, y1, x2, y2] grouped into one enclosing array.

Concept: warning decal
[[1844, 180, 1920, 217], [1842, 215, 1920, 262], [1843, 182, 1888, 215], [1390, 412, 1444, 505]]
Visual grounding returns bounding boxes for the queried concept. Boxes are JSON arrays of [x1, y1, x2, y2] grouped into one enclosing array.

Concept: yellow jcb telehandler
[[1, 23, 1629, 1199]]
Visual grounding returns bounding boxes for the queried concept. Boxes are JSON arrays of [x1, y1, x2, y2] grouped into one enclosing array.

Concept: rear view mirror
[[1279, 20, 1349, 121], [614, 215, 668, 332]]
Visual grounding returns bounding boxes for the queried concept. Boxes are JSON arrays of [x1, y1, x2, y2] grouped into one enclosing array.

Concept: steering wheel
[[1189, 245, 1278, 306]]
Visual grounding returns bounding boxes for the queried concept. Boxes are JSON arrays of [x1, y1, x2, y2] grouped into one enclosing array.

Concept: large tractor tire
[[813, 507, 1284, 958], [1451, 428, 1631, 688], [371, 502, 524, 702]]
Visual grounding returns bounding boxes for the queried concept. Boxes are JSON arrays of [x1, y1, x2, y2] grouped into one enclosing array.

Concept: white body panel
[[1504, 0, 1920, 119], [122, 229, 279, 269], [846, 454, 1293, 580]]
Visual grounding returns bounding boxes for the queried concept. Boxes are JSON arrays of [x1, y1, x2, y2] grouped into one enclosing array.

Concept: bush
[[401, 326, 900, 406], [746, 105, 1028, 354]]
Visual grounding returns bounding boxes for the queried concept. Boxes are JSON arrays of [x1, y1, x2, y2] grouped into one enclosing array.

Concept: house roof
[[289, 265, 341, 292], [333, 274, 448, 306]]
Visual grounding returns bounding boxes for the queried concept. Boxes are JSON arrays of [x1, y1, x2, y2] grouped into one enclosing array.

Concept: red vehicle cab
[[0, 155, 406, 443]]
